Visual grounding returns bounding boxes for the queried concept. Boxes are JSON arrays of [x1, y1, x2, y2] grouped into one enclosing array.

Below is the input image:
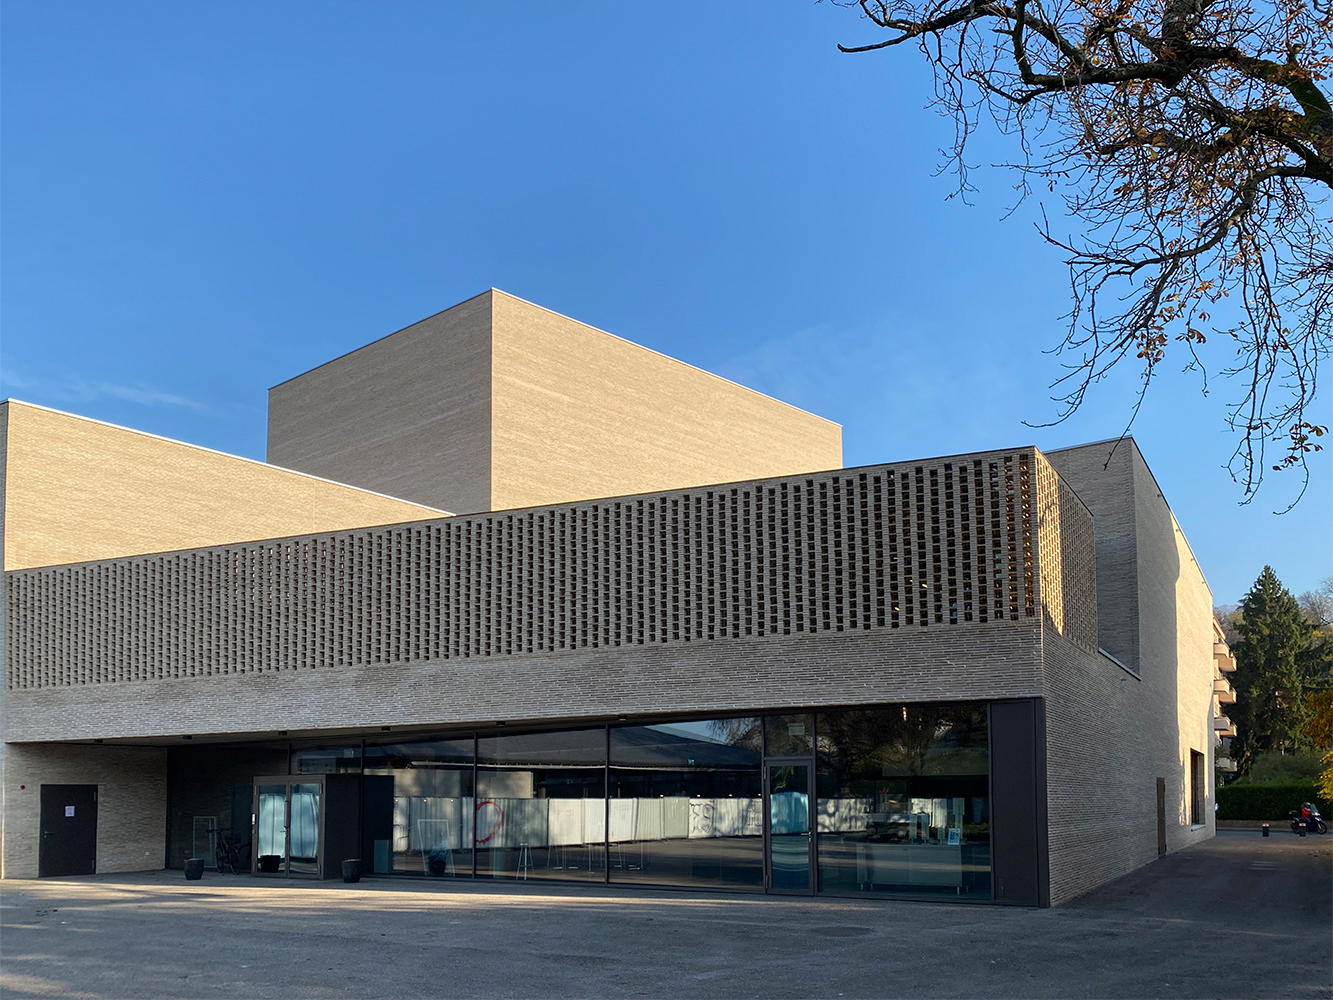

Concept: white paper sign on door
[[65, 806, 75, 817]]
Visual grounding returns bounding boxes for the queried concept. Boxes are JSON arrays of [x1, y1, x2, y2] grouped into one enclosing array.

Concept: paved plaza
[[1, 831, 1329, 999]]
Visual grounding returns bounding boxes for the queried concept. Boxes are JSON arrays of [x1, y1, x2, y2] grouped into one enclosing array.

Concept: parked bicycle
[[214, 829, 250, 874]]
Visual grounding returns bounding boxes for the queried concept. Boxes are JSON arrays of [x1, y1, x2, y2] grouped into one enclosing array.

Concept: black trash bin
[[184, 858, 205, 880], [341, 859, 362, 883], [258, 855, 282, 873]]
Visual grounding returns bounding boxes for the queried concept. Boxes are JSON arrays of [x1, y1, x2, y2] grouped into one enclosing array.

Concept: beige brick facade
[[488, 291, 842, 510], [6, 623, 1048, 744], [268, 290, 842, 515], [1044, 439, 1216, 904], [3, 446, 1070, 890], [0, 401, 445, 571], [0, 400, 441, 881], [266, 292, 495, 516]]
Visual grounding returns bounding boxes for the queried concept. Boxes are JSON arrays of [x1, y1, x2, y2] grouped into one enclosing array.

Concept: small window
[[1189, 750, 1206, 826]]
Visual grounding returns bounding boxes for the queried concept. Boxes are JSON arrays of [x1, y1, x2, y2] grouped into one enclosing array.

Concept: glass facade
[[608, 718, 763, 889], [363, 738, 475, 876], [476, 729, 606, 881], [248, 701, 993, 899], [815, 704, 991, 898], [764, 715, 813, 757], [293, 745, 362, 774]]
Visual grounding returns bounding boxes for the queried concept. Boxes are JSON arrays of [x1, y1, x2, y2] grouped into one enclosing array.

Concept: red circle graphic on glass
[[475, 799, 505, 844]]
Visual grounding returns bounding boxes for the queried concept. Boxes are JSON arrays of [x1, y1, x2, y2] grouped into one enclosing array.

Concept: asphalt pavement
[[1, 830, 1328, 999]]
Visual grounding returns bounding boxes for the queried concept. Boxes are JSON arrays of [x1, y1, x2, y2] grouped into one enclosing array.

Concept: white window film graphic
[[191, 816, 216, 863], [768, 763, 812, 891], [770, 790, 810, 835]]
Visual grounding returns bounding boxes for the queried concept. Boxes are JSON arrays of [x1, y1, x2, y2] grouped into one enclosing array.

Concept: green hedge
[[1216, 782, 1331, 820]]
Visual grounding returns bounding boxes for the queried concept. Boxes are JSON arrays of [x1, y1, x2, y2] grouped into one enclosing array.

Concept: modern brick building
[[0, 291, 1235, 905]]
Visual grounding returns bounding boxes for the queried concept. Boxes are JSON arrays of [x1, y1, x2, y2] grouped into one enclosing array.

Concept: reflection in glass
[[476, 729, 606, 881], [764, 715, 813, 757], [609, 718, 763, 890], [293, 745, 362, 774], [768, 763, 810, 891], [363, 739, 474, 876], [815, 703, 991, 898], [255, 784, 287, 874], [288, 783, 321, 875]]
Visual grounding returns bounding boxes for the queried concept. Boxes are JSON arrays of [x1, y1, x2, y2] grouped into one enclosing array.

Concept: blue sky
[[2, 2, 1328, 604]]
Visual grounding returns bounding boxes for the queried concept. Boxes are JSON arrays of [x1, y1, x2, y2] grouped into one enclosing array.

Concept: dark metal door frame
[[38, 784, 98, 877], [1156, 777, 1167, 857], [763, 757, 815, 895], [252, 776, 326, 878]]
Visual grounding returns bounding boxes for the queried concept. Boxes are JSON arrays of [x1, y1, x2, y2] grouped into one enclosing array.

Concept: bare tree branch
[[832, 0, 1332, 502]]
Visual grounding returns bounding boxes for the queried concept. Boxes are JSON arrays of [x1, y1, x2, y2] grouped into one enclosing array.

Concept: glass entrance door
[[766, 762, 812, 893], [288, 783, 322, 875], [253, 777, 323, 877], [255, 783, 288, 874]]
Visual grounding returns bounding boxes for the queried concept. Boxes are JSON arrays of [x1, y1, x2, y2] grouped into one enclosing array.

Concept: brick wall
[[266, 290, 842, 516], [488, 290, 843, 511], [1034, 453, 1097, 654], [8, 437, 1221, 913], [1043, 440, 1215, 904], [1, 742, 167, 878], [7, 450, 1058, 692], [1047, 441, 1141, 671], [267, 291, 495, 516], [6, 621, 1046, 743], [1, 401, 442, 572]]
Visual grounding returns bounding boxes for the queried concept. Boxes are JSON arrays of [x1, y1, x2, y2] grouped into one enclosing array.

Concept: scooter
[[1289, 803, 1328, 835]]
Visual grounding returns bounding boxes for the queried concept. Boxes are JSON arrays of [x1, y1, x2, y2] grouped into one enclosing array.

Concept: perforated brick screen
[[7, 449, 1095, 689]]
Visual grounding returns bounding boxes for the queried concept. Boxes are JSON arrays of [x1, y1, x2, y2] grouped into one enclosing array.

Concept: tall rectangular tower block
[[267, 290, 843, 514]]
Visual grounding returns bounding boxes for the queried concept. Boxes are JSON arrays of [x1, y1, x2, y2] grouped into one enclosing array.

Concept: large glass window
[[815, 703, 991, 899], [336, 703, 996, 898], [765, 714, 813, 757], [363, 739, 474, 876], [476, 729, 606, 881], [609, 718, 763, 890]]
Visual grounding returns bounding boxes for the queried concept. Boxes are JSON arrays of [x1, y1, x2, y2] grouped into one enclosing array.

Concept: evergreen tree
[[1231, 567, 1315, 777]]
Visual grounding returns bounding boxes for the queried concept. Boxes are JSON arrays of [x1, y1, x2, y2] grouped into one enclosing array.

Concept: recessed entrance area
[[252, 775, 359, 878]]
